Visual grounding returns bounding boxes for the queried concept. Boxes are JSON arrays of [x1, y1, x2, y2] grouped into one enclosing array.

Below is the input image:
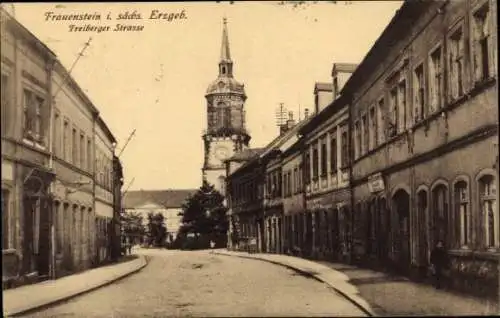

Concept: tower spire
[[219, 16, 233, 77], [220, 16, 231, 62]]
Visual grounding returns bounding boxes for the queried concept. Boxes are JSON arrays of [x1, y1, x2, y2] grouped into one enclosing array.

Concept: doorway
[[392, 189, 411, 273]]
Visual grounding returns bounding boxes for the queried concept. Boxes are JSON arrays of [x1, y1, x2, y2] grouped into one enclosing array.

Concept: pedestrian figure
[[210, 240, 216, 249], [127, 242, 132, 254], [430, 240, 449, 289]]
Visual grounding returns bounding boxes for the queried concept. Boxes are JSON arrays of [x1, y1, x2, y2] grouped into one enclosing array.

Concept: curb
[[212, 251, 376, 317], [5, 255, 149, 317]]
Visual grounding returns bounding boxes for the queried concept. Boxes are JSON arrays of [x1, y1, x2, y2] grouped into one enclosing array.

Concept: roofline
[[331, 63, 359, 76], [1, 8, 57, 60], [299, 93, 349, 135], [52, 61, 100, 116], [341, 1, 430, 96], [96, 114, 117, 144]]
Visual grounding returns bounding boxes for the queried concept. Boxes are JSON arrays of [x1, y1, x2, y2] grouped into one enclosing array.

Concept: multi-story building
[[223, 0, 498, 299], [299, 65, 355, 261], [1, 8, 122, 286], [224, 148, 265, 250], [339, 0, 498, 298], [225, 148, 266, 251], [202, 18, 250, 194]]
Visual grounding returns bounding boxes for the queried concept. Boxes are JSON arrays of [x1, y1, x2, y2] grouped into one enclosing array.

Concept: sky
[[8, 1, 403, 191]]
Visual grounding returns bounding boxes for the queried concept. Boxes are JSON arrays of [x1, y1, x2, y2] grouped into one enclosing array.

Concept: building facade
[[202, 18, 250, 194], [224, 0, 498, 299], [122, 189, 197, 244], [1, 8, 122, 286], [342, 0, 498, 297], [300, 94, 353, 262]]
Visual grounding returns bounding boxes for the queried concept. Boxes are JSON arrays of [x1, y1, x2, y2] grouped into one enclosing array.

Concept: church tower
[[202, 17, 250, 193]]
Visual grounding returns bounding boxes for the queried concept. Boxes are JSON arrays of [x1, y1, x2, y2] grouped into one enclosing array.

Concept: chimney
[[304, 108, 310, 119], [286, 111, 295, 129]]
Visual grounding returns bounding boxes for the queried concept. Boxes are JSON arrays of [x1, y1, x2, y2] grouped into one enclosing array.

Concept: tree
[[121, 211, 144, 245], [146, 212, 167, 247], [178, 181, 229, 248]]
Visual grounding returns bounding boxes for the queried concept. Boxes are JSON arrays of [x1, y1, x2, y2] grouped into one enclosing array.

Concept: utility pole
[[275, 103, 287, 134], [117, 129, 136, 158], [122, 177, 135, 198], [52, 37, 92, 100]]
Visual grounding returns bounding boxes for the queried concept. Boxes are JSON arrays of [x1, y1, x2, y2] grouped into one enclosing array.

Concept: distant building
[[123, 189, 197, 243]]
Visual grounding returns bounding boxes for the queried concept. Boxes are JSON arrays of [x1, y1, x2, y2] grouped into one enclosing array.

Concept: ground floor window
[[2, 189, 10, 249]]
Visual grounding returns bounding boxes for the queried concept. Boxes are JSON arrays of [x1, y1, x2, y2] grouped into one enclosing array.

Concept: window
[[312, 146, 319, 180], [341, 130, 348, 167], [1, 74, 9, 135], [72, 128, 78, 165], [284, 172, 289, 197], [389, 88, 398, 137], [320, 137, 327, 177], [429, 47, 443, 113], [330, 130, 337, 173], [377, 98, 385, 144], [292, 169, 296, 194], [479, 175, 497, 248], [53, 112, 60, 157], [414, 64, 425, 122], [277, 171, 282, 196], [2, 189, 10, 249], [472, 4, 492, 82], [298, 165, 302, 191], [23, 90, 34, 137], [449, 26, 465, 100], [362, 114, 369, 154], [224, 108, 231, 128], [80, 133, 85, 169], [355, 120, 361, 159], [216, 103, 231, 129], [369, 106, 377, 150], [35, 96, 44, 142], [305, 151, 311, 184], [63, 120, 69, 161], [432, 185, 449, 245], [454, 181, 469, 247], [398, 80, 407, 132], [87, 138, 92, 171]]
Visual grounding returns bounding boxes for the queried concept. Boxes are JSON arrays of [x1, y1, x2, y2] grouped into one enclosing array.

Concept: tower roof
[[206, 17, 245, 96], [220, 17, 232, 62]]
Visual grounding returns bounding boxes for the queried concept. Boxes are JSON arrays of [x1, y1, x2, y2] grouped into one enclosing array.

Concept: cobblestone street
[[22, 249, 365, 317]]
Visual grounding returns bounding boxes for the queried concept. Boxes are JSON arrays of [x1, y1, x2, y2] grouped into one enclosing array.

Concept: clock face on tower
[[215, 146, 230, 160]]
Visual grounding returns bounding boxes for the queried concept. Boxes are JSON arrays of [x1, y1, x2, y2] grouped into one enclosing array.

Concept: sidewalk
[[213, 250, 499, 316], [3, 254, 148, 317], [212, 250, 375, 316]]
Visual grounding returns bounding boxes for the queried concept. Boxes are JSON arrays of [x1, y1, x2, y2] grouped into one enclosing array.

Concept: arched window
[[216, 103, 231, 129], [432, 184, 449, 245], [453, 180, 469, 247], [479, 174, 497, 248]]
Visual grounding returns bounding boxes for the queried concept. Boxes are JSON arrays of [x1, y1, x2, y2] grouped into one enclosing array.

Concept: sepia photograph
[[1, 1, 499, 317]]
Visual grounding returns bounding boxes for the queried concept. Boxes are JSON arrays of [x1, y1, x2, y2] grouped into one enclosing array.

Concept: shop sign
[[368, 173, 385, 193], [1, 160, 13, 181]]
